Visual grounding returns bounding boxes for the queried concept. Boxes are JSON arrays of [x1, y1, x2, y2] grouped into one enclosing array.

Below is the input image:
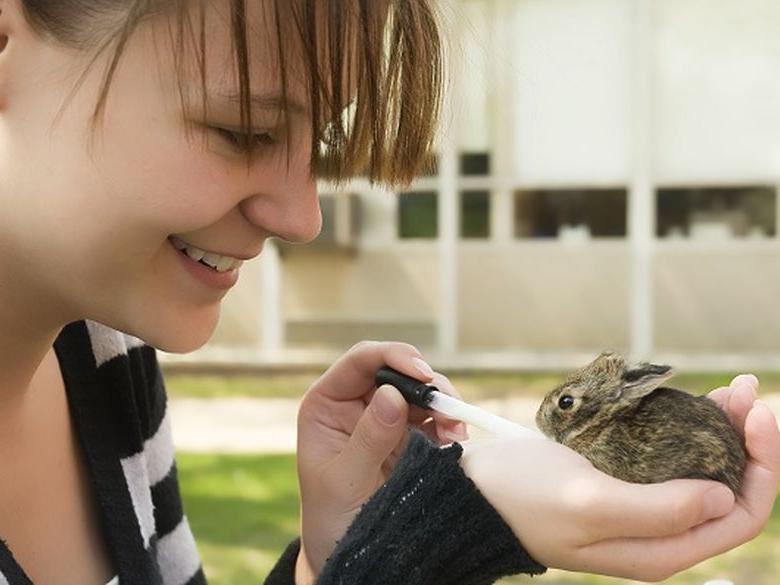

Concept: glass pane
[[657, 186, 776, 239], [514, 188, 627, 239], [461, 190, 491, 238], [399, 191, 438, 239], [460, 152, 491, 176]]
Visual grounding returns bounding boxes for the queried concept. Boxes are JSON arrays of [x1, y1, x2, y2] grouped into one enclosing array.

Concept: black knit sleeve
[[316, 431, 546, 585]]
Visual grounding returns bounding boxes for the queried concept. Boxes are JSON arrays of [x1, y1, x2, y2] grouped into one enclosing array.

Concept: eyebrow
[[217, 91, 310, 117]]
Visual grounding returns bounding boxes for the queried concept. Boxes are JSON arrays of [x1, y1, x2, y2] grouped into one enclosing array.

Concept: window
[[399, 191, 438, 239], [461, 190, 490, 238], [309, 193, 361, 248], [513, 188, 627, 239], [657, 186, 776, 240], [460, 152, 491, 176]]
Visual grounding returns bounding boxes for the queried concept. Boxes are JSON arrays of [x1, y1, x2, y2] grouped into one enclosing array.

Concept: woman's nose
[[239, 176, 322, 244]]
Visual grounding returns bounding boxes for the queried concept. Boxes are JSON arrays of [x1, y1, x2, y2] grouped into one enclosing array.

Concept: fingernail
[[373, 386, 403, 425], [412, 357, 435, 379], [704, 486, 735, 519], [454, 422, 469, 440], [753, 399, 774, 415], [442, 423, 469, 442], [733, 374, 759, 391], [743, 374, 760, 388], [441, 430, 465, 443]]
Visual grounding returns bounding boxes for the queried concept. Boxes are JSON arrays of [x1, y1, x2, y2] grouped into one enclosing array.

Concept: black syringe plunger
[[375, 366, 436, 409]]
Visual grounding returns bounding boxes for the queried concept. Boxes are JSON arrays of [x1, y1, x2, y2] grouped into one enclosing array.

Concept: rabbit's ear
[[618, 363, 674, 401]]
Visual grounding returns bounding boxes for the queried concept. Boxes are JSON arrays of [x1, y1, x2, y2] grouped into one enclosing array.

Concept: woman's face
[[0, 0, 322, 352]]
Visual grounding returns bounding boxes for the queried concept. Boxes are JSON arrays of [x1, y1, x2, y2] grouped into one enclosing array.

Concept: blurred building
[[161, 0, 780, 371]]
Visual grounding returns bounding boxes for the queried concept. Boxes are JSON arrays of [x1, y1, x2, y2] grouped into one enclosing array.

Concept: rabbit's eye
[[558, 395, 574, 410]]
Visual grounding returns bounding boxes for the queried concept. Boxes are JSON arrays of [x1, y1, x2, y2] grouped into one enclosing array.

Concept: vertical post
[[489, 0, 514, 243], [260, 239, 283, 356], [438, 116, 459, 356], [437, 0, 459, 356], [628, 0, 654, 360]]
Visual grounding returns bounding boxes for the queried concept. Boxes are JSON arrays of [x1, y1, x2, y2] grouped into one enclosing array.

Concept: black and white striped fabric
[[0, 320, 206, 585]]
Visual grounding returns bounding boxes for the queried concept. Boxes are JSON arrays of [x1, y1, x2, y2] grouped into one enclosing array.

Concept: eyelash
[[213, 127, 278, 151]]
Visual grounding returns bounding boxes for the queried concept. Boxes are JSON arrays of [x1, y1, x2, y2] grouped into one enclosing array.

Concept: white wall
[[510, 0, 633, 185], [654, 0, 780, 183]]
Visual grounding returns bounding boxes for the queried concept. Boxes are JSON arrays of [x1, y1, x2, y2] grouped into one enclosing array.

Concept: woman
[[0, 1, 777, 584]]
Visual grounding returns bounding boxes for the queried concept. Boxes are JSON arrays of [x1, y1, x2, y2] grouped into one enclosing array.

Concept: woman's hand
[[294, 341, 468, 583], [460, 374, 780, 582]]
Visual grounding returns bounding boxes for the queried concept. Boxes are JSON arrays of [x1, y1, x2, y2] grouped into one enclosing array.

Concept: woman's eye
[[213, 127, 277, 151]]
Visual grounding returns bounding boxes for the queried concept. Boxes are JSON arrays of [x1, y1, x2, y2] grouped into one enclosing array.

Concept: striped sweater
[[0, 319, 205, 585], [0, 319, 546, 584]]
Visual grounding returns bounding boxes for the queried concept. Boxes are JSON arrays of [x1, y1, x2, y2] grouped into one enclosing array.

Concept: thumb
[[592, 478, 735, 541], [335, 385, 409, 488]]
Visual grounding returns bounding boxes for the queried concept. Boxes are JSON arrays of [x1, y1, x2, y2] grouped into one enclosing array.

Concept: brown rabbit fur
[[535, 351, 746, 493]]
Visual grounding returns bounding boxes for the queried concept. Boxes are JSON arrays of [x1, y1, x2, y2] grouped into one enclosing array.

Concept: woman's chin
[[106, 306, 220, 354], [149, 321, 218, 354]]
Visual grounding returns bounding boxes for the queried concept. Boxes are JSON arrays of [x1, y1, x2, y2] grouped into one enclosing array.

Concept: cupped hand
[[460, 374, 780, 582], [294, 341, 468, 582]]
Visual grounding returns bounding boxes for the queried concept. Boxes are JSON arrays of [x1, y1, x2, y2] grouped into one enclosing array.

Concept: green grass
[[163, 373, 318, 399], [178, 452, 780, 585], [178, 453, 300, 584], [164, 370, 780, 401]]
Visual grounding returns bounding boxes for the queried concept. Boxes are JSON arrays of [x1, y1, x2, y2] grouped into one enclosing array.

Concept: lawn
[[178, 451, 780, 585], [164, 369, 780, 401]]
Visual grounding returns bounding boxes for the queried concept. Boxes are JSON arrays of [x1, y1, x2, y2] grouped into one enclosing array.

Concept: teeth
[[170, 236, 244, 273], [185, 247, 206, 262], [215, 256, 236, 272]]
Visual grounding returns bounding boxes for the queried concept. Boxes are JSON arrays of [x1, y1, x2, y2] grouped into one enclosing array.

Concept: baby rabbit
[[535, 351, 746, 493]]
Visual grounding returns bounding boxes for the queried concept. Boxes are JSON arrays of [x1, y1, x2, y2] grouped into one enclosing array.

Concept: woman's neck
[[0, 288, 67, 409]]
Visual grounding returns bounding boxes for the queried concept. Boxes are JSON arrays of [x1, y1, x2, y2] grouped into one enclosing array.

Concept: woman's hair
[[19, 0, 443, 185]]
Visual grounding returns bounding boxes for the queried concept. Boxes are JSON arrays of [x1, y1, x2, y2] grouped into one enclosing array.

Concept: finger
[[364, 386, 436, 427], [679, 400, 780, 544], [310, 340, 431, 402], [587, 476, 735, 541], [430, 372, 464, 400], [381, 427, 413, 477], [725, 375, 759, 440], [707, 385, 732, 408], [332, 385, 409, 488], [428, 372, 470, 441], [739, 400, 780, 508], [730, 373, 759, 391], [387, 372, 468, 440], [418, 417, 443, 444], [366, 370, 468, 440]]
